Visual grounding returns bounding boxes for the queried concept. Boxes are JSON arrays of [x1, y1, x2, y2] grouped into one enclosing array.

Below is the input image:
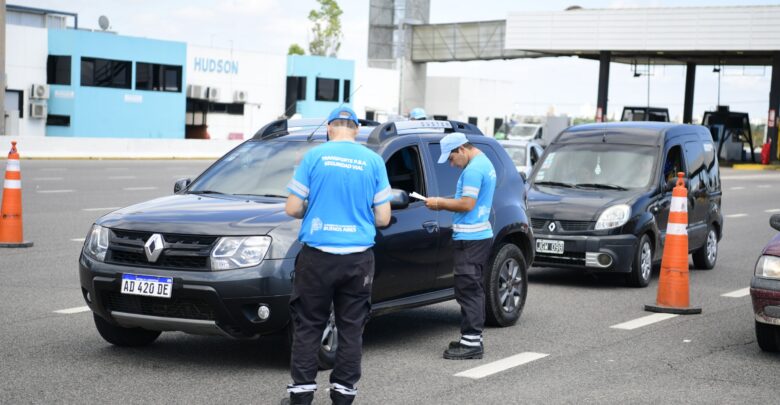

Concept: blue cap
[[437, 133, 468, 164], [410, 107, 427, 120], [327, 106, 359, 125]]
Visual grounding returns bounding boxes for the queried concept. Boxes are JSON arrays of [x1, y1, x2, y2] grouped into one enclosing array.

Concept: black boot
[[443, 342, 483, 360], [330, 389, 355, 405], [281, 391, 314, 405]]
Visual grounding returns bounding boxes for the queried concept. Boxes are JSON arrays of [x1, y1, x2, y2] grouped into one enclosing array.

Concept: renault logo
[[144, 234, 165, 263], [548, 222, 556, 232]]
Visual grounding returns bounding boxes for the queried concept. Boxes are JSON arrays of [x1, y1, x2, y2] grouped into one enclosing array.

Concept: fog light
[[257, 305, 270, 320], [598, 254, 613, 267]]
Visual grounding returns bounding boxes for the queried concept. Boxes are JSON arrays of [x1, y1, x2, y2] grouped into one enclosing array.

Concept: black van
[[526, 122, 723, 287]]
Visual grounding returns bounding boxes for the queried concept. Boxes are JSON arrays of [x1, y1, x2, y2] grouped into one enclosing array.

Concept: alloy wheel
[[498, 258, 523, 313]]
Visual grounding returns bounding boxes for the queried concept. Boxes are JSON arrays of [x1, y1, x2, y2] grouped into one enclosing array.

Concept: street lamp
[[713, 64, 722, 106]]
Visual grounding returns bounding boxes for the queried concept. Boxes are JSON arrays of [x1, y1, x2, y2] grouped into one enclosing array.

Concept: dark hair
[[461, 142, 475, 149], [330, 119, 358, 129]]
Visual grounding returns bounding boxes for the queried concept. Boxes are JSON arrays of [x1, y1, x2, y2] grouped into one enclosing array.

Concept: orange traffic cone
[[645, 172, 700, 314], [0, 141, 33, 248]]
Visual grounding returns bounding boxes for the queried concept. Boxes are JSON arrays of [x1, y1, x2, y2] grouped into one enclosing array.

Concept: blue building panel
[[47, 29, 186, 138], [286, 55, 354, 119]]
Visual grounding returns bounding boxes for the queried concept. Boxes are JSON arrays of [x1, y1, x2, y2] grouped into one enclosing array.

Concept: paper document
[[410, 191, 428, 201]]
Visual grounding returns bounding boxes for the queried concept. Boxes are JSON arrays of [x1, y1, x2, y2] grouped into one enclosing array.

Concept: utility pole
[[0, 0, 6, 136]]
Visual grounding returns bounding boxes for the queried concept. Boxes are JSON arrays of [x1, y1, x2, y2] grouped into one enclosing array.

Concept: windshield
[[532, 144, 656, 190], [188, 140, 318, 197], [509, 125, 539, 138], [502, 145, 527, 167]]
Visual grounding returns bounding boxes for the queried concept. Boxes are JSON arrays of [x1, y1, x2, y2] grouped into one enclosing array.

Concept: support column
[[683, 63, 696, 124], [596, 51, 610, 122], [769, 53, 780, 162]]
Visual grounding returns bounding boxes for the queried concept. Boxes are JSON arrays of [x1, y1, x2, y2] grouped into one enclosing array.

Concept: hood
[[97, 194, 289, 235], [763, 233, 780, 257], [527, 185, 634, 221]]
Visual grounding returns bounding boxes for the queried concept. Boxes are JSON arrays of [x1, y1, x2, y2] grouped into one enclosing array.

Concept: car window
[[386, 145, 426, 198], [663, 145, 686, 185], [684, 141, 705, 176], [502, 145, 527, 167]]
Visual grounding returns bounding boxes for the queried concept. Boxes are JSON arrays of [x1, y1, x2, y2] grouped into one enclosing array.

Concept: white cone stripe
[[3, 179, 21, 189], [666, 223, 687, 236], [670, 197, 687, 213], [5, 160, 20, 171]]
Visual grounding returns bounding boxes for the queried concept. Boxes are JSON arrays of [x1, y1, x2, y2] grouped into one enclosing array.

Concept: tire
[[316, 309, 337, 370], [484, 243, 528, 327], [692, 226, 718, 270], [755, 321, 780, 352], [93, 313, 161, 347], [626, 234, 653, 288]]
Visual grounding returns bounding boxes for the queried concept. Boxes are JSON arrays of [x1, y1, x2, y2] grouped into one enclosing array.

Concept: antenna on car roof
[[306, 84, 363, 142]]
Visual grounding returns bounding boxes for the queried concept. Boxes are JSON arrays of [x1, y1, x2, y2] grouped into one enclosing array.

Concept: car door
[[683, 139, 708, 249], [654, 143, 685, 246], [372, 140, 439, 302]]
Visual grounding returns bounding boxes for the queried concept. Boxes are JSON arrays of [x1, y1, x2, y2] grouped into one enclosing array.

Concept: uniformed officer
[[283, 106, 392, 405], [425, 132, 496, 360], [409, 107, 427, 120]]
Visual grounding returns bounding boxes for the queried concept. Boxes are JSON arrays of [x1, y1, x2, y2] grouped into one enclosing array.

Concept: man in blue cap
[[283, 106, 392, 405], [409, 107, 427, 120], [425, 132, 496, 360]]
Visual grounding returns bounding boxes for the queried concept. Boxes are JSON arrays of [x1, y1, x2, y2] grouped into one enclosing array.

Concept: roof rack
[[252, 118, 382, 140], [366, 120, 483, 145]]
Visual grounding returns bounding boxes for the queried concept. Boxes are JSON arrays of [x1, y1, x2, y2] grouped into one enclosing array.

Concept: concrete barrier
[[0, 136, 244, 159]]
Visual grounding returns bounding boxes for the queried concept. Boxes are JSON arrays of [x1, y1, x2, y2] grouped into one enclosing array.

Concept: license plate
[[536, 239, 564, 255], [121, 274, 173, 298]]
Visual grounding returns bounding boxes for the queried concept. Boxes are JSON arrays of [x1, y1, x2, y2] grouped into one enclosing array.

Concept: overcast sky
[[13, 0, 780, 122]]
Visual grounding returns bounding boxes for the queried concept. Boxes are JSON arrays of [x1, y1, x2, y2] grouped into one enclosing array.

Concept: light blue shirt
[[453, 153, 496, 241], [287, 141, 392, 254]]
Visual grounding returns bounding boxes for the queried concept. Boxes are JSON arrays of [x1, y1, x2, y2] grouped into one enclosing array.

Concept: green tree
[[308, 0, 343, 57], [288, 43, 305, 56]]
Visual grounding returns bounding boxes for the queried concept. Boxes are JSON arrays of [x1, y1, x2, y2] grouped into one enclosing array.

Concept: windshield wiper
[[188, 190, 227, 195], [534, 181, 576, 188], [234, 193, 287, 198], [575, 183, 628, 191]]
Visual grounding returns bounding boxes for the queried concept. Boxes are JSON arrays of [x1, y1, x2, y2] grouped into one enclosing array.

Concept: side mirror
[[771, 214, 780, 232], [389, 189, 410, 210], [174, 178, 191, 194]]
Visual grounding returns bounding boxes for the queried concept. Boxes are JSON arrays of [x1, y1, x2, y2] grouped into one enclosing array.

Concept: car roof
[[499, 139, 534, 147], [554, 122, 706, 147]]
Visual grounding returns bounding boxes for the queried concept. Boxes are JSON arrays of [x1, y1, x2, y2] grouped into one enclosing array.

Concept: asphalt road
[[1, 160, 778, 404]]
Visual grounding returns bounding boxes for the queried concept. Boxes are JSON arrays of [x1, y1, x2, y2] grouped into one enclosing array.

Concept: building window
[[343, 79, 351, 102], [208, 102, 245, 115], [46, 114, 71, 126], [5, 90, 23, 118], [136, 62, 182, 92], [316, 78, 339, 102], [47, 55, 71, 85], [81, 57, 131, 89]]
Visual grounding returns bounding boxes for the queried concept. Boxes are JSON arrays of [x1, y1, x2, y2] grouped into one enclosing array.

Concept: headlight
[[595, 204, 631, 230], [211, 236, 271, 270], [84, 224, 109, 262], [755, 255, 780, 279]]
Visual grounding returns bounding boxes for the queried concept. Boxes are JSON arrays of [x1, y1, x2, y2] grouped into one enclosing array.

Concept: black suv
[[79, 119, 533, 367], [527, 122, 722, 287]]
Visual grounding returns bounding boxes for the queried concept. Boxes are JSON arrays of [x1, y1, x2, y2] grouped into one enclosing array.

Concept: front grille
[[535, 252, 586, 266], [104, 292, 216, 320], [105, 229, 216, 271], [530, 218, 593, 232]]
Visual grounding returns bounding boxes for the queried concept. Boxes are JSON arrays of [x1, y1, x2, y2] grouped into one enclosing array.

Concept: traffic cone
[[0, 141, 33, 248], [645, 172, 700, 314]]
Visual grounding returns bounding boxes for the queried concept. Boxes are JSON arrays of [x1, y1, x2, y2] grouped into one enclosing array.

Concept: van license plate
[[121, 274, 173, 298], [536, 239, 564, 255]]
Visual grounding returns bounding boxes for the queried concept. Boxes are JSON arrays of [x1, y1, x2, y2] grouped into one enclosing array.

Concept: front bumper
[[751, 276, 780, 326], [79, 254, 295, 338], [532, 232, 637, 273]]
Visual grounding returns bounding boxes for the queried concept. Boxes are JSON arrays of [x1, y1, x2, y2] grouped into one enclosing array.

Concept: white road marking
[[82, 207, 120, 212], [32, 177, 63, 181], [725, 213, 748, 218], [729, 186, 745, 190], [683, 339, 692, 343], [70, 238, 85, 242], [123, 186, 157, 191], [36, 189, 74, 194], [610, 313, 678, 330], [721, 287, 750, 298], [765, 209, 780, 213], [108, 175, 136, 180], [454, 352, 549, 379], [758, 185, 772, 189], [53, 306, 90, 314]]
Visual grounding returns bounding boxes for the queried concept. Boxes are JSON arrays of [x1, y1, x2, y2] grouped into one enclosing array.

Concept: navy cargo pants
[[287, 245, 374, 404], [453, 239, 492, 344]]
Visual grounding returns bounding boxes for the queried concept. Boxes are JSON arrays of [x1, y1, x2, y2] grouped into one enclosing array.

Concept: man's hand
[[425, 197, 441, 211]]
